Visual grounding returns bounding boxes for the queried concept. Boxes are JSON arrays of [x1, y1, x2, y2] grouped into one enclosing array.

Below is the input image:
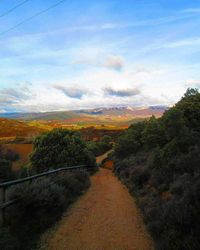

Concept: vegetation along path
[[40, 157, 154, 250]]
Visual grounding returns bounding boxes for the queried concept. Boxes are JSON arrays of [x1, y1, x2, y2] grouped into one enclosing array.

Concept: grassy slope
[[0, 118, 45, 138]]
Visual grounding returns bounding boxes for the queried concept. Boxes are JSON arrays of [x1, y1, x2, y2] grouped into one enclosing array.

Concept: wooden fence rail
[[0, 165, 95, 226]]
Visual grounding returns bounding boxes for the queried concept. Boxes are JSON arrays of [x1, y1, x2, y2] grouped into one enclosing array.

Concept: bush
[[30, 128, 96, 173], [53, 170, 90, 205], [113, 88, 200, 249], [4, 149, 19, 162], [86, 136, 112, 157], [0, 228, 20, 250], [114, 122, 146, 158], [3, 169, 91, 250], [0, 159, 15, 182], [129, 167, 150, 190], [7, 178, 66, 236], [0, 146, 18, 182]]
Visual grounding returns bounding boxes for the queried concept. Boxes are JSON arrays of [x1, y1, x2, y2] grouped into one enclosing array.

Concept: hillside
[[0, 118, 45, 138], [0, 106, 166, 140]]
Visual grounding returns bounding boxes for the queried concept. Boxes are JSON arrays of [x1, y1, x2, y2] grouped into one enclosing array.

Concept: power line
[[0, 0, 67, 36], [0, 0, 30, 18]]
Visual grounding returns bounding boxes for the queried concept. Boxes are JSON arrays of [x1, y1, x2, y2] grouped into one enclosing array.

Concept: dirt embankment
[[40, 167, 154, 250]]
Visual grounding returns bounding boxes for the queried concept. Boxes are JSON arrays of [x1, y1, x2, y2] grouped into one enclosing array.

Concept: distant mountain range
[[0, 106, 167, 122], [0, 106, 168, 139]]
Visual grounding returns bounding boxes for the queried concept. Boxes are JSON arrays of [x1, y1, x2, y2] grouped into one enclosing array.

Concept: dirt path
[[40, 167, 154, 250], [96, 149, 113, 165]]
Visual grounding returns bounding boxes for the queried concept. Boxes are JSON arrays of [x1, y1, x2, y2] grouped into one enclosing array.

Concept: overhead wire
[[0, 0, 30, 18], [0, 0, 67, 36]]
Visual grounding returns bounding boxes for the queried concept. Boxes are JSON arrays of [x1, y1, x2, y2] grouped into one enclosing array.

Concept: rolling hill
[[0, 106, 167, 140], [0, 106, 167, 125], [0, 118, 45, 138]]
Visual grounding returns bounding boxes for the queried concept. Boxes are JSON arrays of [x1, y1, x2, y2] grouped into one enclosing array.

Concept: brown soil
[[40, 167, 154, 250], [102, 160, 114, 170], [96, 149, 113, 165]]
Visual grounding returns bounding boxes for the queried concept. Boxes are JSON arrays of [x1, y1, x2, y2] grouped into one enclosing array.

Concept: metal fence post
[[0, 187, 5, 226]]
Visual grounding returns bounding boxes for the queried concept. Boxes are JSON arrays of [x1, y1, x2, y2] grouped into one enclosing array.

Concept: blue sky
[[0, 0, 200, 112]]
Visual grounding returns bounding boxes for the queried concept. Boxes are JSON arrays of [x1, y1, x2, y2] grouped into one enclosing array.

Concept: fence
[[0, 165, 95, 227]]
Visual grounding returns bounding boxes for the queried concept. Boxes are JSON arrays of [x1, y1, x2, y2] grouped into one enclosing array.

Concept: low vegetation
[[30, 128, 96, 173], [113, 88, 200, 250], [1, 170, 90, 250], [0, 145, 19, 182], [86, 135, 112, 157], [0, 118, 44, 138], [0, 128, 96, 250]]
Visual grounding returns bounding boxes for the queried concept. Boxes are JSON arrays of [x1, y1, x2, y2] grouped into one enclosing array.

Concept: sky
[[0, 0, 200, 113]]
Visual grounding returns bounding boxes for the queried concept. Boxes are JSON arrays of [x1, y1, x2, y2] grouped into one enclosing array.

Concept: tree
[[142, 116, 165, 149], [115, 121, 146, 158], [176, 88, 200, 132], [184, 88, 199, 97], [30, 128, 96, 173], [101, 135, 112, 144], [162, 108, 186, 140]]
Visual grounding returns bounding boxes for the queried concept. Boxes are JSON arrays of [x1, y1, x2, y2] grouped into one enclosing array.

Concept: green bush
[[53, 170, 90, 204], [115, 121, 146, 158], [7, 178, 66, 236], [3, 169, 91, 250], [86, 135, 112, 157], [30, 128, 96, 173], [113, 88, 200, 249]]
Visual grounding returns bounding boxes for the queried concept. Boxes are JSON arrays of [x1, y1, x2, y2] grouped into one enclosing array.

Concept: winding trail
[[96, 149, 113, 165], [40, 155, 154, 250]]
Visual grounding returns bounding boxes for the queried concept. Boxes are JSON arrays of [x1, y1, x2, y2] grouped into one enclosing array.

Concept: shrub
[[114, 121, 146, 159], [0, 159, 15, 182], [53, 170, 90, 205], [4, 169, 91, 250], [30, 128, 96, 173], [4, 149, 19, 162], [113, 89, 200, 250], [0, 146, 18, 181], [129, 167, 150, 190], [7, 178, 66, 236], [0, 228, 20, 250], [86, 136, 112, 157]]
